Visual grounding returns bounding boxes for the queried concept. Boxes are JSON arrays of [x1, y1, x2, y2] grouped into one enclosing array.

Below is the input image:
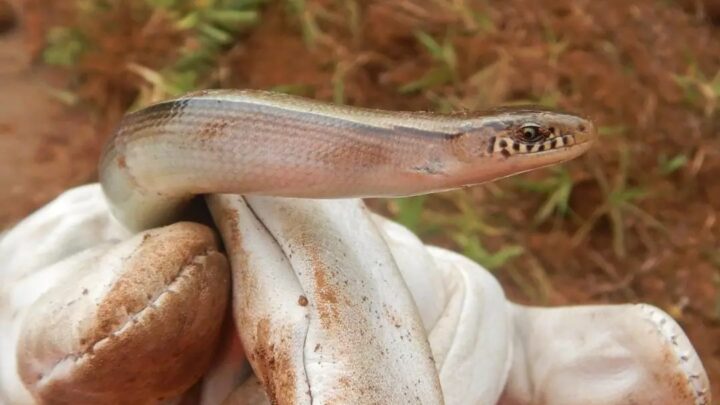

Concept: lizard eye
[[519, 124, 544, 143]]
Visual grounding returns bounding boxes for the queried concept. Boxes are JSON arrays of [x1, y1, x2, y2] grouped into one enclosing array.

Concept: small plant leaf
[[393, 196, 427, 232], [658, 153, 688, 175]]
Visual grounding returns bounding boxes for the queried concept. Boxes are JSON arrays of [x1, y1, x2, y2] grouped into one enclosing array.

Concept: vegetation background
[[1, 0, 718, 398]]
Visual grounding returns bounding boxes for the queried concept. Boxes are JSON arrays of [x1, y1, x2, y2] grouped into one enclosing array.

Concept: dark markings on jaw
[[551, 138, 558, 149], [498, 139, 508, 148], [537, 144, 546, 152], [513, 143, 521, 151], [501, 149, 511, 159], [487, 136, 496, 154]]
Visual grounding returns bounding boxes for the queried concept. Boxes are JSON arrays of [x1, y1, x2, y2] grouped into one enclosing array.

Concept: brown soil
[[0, 7, 98, 228], [3, 0, 720, 399]]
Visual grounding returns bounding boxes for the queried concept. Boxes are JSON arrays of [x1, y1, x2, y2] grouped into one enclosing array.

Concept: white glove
[[0, 185, 710, 404]]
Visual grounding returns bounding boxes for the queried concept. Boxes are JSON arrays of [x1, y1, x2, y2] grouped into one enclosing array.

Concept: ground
[[1, 0, 718, 399], [0, 26, 97, 228]]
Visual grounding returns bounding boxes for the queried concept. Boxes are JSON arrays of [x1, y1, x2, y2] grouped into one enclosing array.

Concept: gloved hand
[[0, 185, 710, 404]]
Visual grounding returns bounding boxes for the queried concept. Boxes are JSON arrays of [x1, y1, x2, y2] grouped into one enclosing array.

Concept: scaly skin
[[99, 89, 597, 230]]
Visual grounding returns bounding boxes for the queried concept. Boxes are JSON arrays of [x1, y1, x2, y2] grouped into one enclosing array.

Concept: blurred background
[[0, 0, 718, 397]]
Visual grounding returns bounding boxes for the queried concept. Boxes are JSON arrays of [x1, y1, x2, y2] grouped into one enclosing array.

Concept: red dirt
[[0, 19, 98, 227]]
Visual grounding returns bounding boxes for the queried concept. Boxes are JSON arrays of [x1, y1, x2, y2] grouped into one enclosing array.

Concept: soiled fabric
[[0, 185, 710, 405]]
